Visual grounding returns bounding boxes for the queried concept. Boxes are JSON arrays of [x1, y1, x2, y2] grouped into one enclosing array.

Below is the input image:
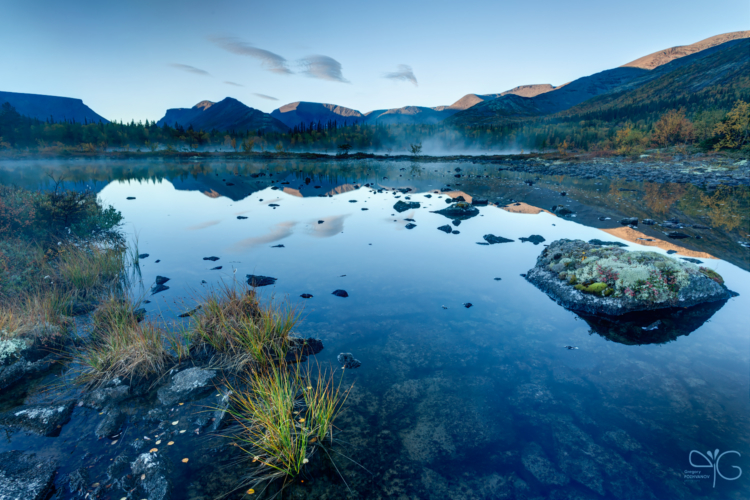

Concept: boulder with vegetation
[[525, 239, 732, 316]]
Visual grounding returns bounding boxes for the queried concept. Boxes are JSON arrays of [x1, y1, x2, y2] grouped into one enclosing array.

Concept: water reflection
[[0, 158, 747, 499], [580, 299, 728, 346]]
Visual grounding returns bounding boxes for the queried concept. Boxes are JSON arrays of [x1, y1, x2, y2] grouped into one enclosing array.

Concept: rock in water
[[157, 368, 218, 406], [0, 451, 57, 500], [520, 235, 546, 245], [246, 275, 277, 287], [524, 239, 732, 316], [405, 223, 417, 229], [394, 200, 420, 212], [484, 234, 514, 244], [151, 284, 169, 295], [203, 256, 220, 261], [433, 202, 479, 220], [619, 217, 638, 226], [588, 239, 628, 247], [337, 353, 361, 369], [332, 289, 349, 298], [237, 215, 248, 219], [130, 453, 172, 500], [300, 293, 313, 298], [437, 225, 452, 234], [155, 276, 170, 285]]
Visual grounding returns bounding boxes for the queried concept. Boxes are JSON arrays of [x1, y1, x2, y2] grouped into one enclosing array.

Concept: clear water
[[1, 158, 749, 499]]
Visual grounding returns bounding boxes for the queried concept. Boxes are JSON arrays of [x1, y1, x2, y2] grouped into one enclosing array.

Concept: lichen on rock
[[526, 239, 732, 316]]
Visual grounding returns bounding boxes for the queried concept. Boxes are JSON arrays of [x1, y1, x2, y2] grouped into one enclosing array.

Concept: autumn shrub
[[652, 109, 694, 147], [712, 100, 750, 151]]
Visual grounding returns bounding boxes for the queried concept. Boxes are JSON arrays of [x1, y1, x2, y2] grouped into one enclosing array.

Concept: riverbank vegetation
[[2, 98, 748, 157], [1, 184, 351, 494]]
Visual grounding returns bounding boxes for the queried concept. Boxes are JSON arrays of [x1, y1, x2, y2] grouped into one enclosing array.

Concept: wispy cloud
[[253, 93, 278, 101], [169, 63, 211, 76], [384, 64, 418, 86], [224, 81, 243, 87], [298, 55, 349, 83], [209, 36, 292, 75]]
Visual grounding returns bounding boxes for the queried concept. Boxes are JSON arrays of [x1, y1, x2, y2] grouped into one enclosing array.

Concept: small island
[[525, 239, 732, 316]]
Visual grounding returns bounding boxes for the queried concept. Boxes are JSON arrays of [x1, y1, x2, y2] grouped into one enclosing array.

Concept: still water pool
[[1, 158, 749, 499]]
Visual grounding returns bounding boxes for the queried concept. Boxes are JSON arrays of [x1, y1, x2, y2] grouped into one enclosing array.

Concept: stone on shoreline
[[484, 234, 514, 244], [0, 451, 57, 500], [525, 239, 732, 316], [0, 402, 74, 436]]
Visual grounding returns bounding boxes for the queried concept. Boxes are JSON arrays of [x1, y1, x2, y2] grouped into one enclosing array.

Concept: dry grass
[[187, 282, 300, 371], [55, 243, 127, 293], [73, 295, 179, 387]]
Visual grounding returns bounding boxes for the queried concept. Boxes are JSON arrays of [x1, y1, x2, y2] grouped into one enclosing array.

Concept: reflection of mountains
[[580, 300, 727, 346]]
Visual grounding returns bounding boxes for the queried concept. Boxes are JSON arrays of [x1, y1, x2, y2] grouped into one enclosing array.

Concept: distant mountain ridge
[[0, 91, 108, 123], [156, 97, 288, 133], [621, 30, 750, 70], [271, 102, 364, 128]]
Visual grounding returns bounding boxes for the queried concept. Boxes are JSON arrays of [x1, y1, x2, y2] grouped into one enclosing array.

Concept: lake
[[1, 157, 748, 500]]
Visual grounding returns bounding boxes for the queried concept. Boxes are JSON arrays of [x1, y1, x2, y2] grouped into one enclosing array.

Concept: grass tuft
[[187, 282, 300, 371], [225, 360, 351, 492], [73, 295, 176, 387]]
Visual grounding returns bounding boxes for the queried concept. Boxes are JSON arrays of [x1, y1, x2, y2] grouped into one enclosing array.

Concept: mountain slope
[[0, 91, 108, 123], [447, 67, 647, 126], [561, 38, 750, 119], [621, 30, 750, 70], [271, 102, 364, 128], [156, 98, 287, 132], [364, 106, 458, 125]]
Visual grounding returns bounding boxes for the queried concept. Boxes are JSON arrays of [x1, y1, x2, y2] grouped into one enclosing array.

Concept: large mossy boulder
[[525, 239, 732, 316]]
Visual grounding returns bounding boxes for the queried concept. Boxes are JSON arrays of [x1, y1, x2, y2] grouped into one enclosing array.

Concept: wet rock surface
[[157, 368, 218, 406], [130, 452, 173, 500], [0, 451, 57, 500], [0, 402, 74, 436]]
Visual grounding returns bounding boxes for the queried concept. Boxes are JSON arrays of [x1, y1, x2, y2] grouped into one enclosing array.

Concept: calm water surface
[[1, 158, 748, 500]]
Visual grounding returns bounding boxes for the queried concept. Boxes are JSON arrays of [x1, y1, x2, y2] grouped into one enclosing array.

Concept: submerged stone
[[151, 284, 169, 295], [337, 352, 361, 369], [203, 256, 220, 261], [437, 225, 452, 234], [155, 276, 170, 285], [332, 289, 349, 298], [525, 239, 732, 316], [300, 293, 313, 298], [405, 223, 417, 229]]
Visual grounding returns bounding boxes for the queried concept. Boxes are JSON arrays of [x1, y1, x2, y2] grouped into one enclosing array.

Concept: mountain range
[[2, 31, 747, 132], [156, 97, 288, 133], [0, 91, 108, 123]]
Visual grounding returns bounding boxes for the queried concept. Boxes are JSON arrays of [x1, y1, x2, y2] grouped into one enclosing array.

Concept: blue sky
[[1, 0, 747, 122]]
